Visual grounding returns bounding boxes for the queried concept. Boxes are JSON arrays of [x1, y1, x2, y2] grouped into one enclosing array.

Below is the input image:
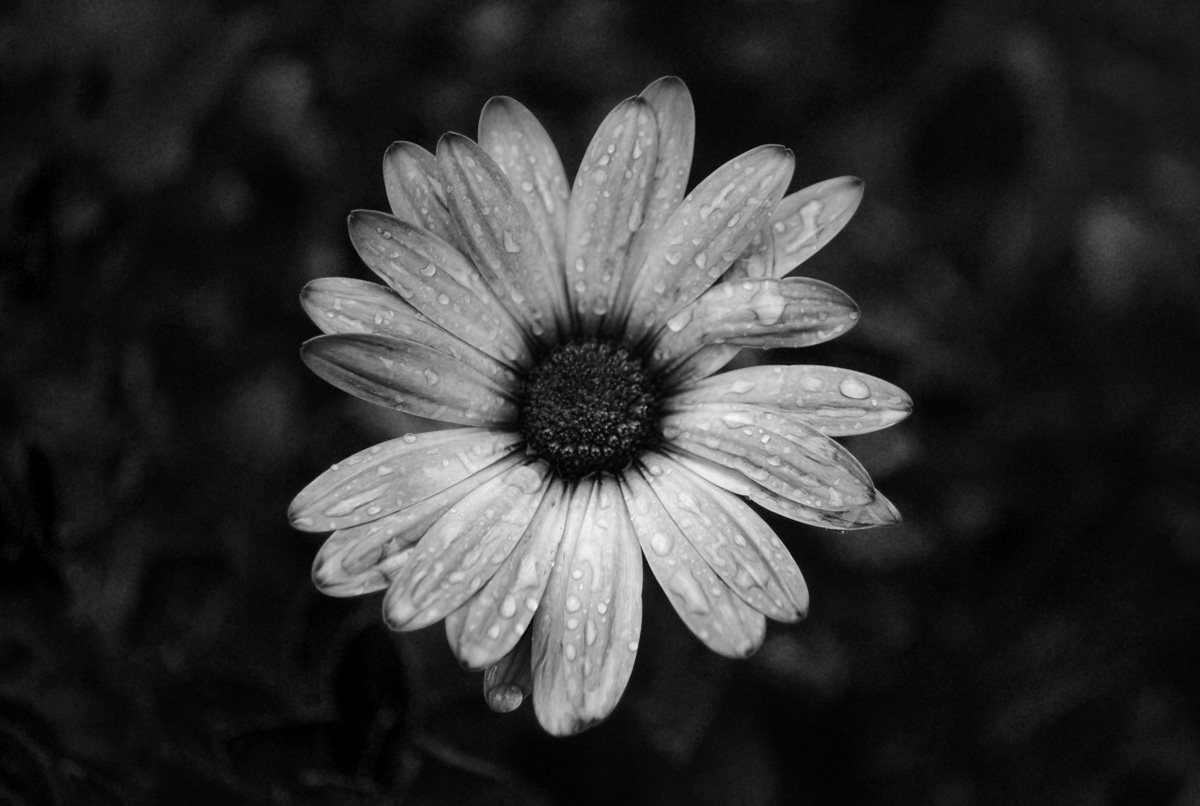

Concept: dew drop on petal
[[650, 532, 673, 557], [668, 568, 711, 615], [502, 231, 521, 253], [402, 433, 418, 443], [838, 377, 871, 399], [564, 643, 577, 661], [499, 595, 517, 618], [565, 594, 581, 613]]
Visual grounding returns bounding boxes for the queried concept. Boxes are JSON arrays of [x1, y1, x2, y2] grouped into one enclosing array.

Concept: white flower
[[290, 77, 911, 735]]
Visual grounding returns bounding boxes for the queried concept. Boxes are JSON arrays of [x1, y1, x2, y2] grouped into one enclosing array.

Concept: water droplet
[[502, 231, 521, 252], [402, 433, 418, 443], [423, 368, 439, 385], [564, 643, 577, 661], [650, 532, 673, 556], [499, 595, 517, 618], [585, 619, 598, 646], [668, 568, 710, 614], [838, 377, 871, 399], [487, 624, 501, 639], [436, 293, 450, 305], [730, 379, 756, 394], [420, 263, 437, 277], [565, 594, 581, 613]]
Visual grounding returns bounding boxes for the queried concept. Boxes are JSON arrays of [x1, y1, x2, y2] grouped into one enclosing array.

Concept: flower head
[[290, 77, 911, 735]]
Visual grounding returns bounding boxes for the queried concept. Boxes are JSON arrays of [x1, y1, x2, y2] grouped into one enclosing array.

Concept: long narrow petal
[[565, 97, 658, 335], [445, 479, 569, 669], [479, 97, 571, 278], [347, 211, 533, 370], [302, 275, 522, 388], [383, 461, 552, 631], [663, 345, 743, 388], [618, 145, 795, 343], [662, 405, 875, 510], [649, 277, 859, 372], [311, 454, 520, 596], [382, 141, 460, 245], [302, 277, 426, 333], [301, 334, 519, 426], [483, 632, 534, 713], [670, 365, 912, 436], [533, 477, 643, 736], [437, 133, 564, 342], [721, 225, 775, 281], [624, 77, 696, 278], [621, 467, 766, 657], [769, 176, 864, 277], [638, 454, 807, 622], [669, 448, 901, 531], [289, 429, 521, 532]]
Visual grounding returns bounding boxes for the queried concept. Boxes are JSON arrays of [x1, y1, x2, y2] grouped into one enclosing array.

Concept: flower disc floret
[[520, 339, 661, 479]]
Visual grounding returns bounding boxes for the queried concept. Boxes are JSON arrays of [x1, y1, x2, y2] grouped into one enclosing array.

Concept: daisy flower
[[290, 77, 911, 735]]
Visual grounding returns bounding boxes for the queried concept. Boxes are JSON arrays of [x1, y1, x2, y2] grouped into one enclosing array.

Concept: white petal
[[311, 454, 520, 596], [301, 333, 519, 426], [617, 145, 795, 343], [638, 454, 807, 622], [671, 365, 913, 436], [437, 133, 565, 342], [565, 97, 658, 335], [769, 176, 864, 276], [289, 429, 520, 532], [445, 479, 569, 668], [662, 405, 875, 511], [532, 477, 643, 735], [346, 211, 533, 370], [383, 461, 552, 631], [382, 141, 459, 245], [621, 466, 766, 657]]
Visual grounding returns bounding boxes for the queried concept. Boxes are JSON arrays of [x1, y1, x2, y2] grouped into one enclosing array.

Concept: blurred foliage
[[3, 0, 1200, 804]]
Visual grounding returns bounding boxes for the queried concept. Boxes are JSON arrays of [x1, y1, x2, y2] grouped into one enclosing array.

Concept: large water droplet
[[502, 231, 521, 253], [499, 595, 517, 618], [668, 568, 711, 614], [565, 594, 581, 613], [838, 377, 871, 399], [649, 531, 673, 557]]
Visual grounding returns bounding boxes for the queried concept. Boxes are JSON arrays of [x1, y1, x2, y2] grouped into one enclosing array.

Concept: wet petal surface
[[621, 465, 766, 657], [347, 210, 533, 370], [532, 477, 643, 736], [769, 176, 864, 277], [445, 479, 569, 669], [289, 429, 521, 532], [437, 133, 564, 343], [649, 277, 860, 372], [638, 454, 807, 622], [671, 364, 913, 436], [383, 461, 552, 631], [483, 632, 534, 713], [479, 96, 571, 280], [382, 141, 459, 245], [661, 405, 875, 510], [301, 333, 519, 426], [311, 455, 520, 596], [619, 145, 794, 343], [565, 97, 658, 335]]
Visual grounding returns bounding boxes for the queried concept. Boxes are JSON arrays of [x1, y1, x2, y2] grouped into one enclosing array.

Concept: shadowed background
[[3, 0, 1199, 804]]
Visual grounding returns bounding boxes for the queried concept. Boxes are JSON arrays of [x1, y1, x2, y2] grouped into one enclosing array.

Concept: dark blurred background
[[3, 0, 1199, 804]]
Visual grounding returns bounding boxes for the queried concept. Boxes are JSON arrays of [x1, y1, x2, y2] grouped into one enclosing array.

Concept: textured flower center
[[520, 339, 661, 479]]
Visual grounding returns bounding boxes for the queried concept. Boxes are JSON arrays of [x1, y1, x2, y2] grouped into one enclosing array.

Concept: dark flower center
[[519, 339, 661, 479]]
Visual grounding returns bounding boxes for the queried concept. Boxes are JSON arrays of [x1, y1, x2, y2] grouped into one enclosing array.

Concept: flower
[[289, 77, 911, 735]]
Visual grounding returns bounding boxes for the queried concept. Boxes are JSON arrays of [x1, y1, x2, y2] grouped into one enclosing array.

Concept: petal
[[638, 454, 807, 622], [532, 477, 643, 736], [383, 461, 552, 631], [478, 96, 571, 276], [301, 333, 519, 426], [668, 448, 901, 531], [289, 428, 520, 532], [620, 466, 766, 657], [769, 176, 864, 277], [382, 141, 459, 245], [564, 97, 658, 335], [649, 277, 860, 372], [437, 133, 565, 342], [721, 225, 775, 281], [346, 210, 533, 370], [618, 145, 795, 343], [302, 277, 426, 334], [311, 454, 521, 596], [624, 77, 697, 275], [445, 479, 569, 669], [664, 344, 743, 387], [483, 632, 534, 713], [302, 274, 522, 388], [671, 365, 913, 436], [662, 405, 875, 510]]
